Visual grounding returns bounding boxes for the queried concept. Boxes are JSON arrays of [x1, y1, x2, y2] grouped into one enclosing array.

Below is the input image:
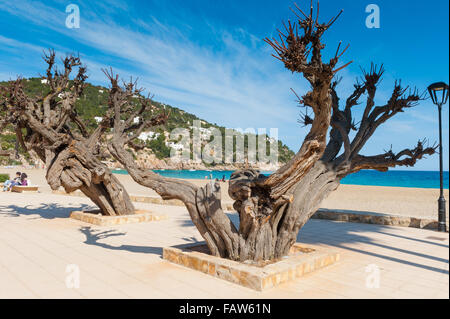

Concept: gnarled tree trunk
[[0, 51, 135, 216], [229, 162, 340, 260], [42, 142, 134, 216]]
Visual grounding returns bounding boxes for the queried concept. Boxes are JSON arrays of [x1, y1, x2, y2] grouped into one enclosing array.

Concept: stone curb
[[53, 189, 184, 206], [70, 209, 168, 226], [312, 208, 448, 231]]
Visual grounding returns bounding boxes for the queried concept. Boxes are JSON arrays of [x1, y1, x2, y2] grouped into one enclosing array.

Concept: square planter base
[[163, 243, 340, 291], [70, 209, 168, 226]]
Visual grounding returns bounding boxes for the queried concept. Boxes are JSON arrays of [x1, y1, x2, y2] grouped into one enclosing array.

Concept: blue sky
[[0, 0, 448, 170]]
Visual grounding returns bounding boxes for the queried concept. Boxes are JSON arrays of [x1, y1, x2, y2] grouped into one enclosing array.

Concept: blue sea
[[112, 169, 449, 189]]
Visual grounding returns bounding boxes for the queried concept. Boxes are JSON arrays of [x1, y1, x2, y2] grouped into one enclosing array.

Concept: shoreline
[[112, 168, 449, 190]]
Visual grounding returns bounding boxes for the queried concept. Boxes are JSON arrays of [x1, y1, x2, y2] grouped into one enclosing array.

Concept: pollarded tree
[[0, 51, 135, 216], [105, 4, 435, 262]]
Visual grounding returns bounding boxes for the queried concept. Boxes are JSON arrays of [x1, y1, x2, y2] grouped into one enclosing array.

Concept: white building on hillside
[[138, 131, 160, 142], [166, 141, 184, 150]]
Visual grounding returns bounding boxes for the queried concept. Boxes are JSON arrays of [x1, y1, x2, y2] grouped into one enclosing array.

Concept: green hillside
[[1, 77, 295, 166]]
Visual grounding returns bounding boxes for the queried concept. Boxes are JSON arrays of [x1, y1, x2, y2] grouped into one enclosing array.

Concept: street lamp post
[[428, 82, 449, 232]]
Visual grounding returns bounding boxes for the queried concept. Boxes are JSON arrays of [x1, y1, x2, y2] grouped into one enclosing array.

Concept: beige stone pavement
[[0, 191, 448, 299]]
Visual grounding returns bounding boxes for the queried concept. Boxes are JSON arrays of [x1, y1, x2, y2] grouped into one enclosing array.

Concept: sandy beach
[[1, 167, 448, 219]]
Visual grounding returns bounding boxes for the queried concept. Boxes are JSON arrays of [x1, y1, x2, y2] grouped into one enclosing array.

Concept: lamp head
[[428, 82, 449, 106]]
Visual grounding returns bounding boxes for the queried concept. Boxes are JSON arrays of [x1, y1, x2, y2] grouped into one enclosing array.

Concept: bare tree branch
[[349, 80, 426, 158], [349, 140, 436, 173], [263, 3, 351, 199]]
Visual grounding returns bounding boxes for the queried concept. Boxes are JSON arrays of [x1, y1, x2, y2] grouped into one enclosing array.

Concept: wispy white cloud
[[0, 0, 307, 148], [0, 0, 447, 171]]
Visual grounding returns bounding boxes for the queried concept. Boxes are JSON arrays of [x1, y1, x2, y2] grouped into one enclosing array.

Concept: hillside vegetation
[[1, 77, 295, 168]]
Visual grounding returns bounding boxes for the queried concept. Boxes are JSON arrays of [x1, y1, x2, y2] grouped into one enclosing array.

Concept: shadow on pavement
[[79, 226, 163, 256], [0, 203, 93, 219]]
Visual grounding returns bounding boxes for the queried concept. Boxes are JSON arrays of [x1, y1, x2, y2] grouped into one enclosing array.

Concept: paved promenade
[[0, 192, 448, 299]]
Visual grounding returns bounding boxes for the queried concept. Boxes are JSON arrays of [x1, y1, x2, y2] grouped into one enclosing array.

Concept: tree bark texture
[[102, 3, 436, 262], [0, 51, 135, 216]]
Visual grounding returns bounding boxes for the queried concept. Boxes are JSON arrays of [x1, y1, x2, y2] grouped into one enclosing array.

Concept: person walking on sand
[[2, 171, 21, 191]]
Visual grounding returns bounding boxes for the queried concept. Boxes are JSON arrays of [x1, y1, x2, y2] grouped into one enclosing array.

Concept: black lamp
[[428, 82, 449, 232]]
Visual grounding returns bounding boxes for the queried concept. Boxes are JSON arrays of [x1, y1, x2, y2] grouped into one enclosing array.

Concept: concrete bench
[[11, 185, 39, 193]]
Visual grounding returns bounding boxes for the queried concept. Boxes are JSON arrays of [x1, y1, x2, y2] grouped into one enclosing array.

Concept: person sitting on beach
[[2, 171, 21, 192], [19, 173, 28, 186]]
